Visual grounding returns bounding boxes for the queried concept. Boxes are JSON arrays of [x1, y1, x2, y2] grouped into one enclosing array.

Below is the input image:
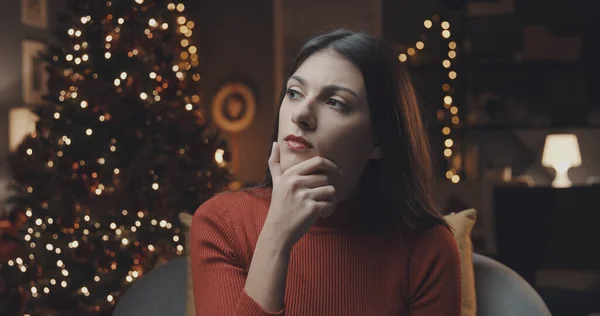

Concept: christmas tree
[[4, 0, 231, 314]]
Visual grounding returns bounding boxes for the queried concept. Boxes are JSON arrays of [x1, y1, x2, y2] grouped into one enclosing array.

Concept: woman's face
[[277, 49, 382, 201]]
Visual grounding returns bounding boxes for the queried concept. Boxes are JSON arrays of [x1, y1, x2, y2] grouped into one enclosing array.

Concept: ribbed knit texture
[[190, 188, 461, 316]]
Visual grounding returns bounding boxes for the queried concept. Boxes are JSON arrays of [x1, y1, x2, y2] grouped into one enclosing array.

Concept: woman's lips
[[285, 140, 311, 151]]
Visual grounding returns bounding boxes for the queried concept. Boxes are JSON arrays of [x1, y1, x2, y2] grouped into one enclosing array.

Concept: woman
[[191, 29, 461, 315]]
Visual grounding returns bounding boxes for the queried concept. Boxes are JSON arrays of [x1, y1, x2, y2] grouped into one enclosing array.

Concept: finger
[[291, 156, 343, 177], [311, 201, 335, 218], [268, 142, 282, 184], [306, 185, 336, 202], [295, 174, 329, 189]]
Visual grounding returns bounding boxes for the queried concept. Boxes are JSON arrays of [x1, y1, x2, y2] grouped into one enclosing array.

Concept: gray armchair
[[113, 254, 551, 316]]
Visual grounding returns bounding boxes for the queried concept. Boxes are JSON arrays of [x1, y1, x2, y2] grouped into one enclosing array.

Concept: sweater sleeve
[[190, 195, 285, 316], [408, 225, 462, 316]]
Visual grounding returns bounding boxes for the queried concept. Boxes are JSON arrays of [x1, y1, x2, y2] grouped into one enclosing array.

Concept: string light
[[397, 15, 461, 183]]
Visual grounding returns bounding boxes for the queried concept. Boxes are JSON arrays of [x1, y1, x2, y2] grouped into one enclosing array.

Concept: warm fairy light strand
[[398, 15, 461, 183]]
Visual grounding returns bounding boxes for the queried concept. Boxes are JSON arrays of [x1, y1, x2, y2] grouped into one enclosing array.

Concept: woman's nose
[[291, 101, 316, 130]]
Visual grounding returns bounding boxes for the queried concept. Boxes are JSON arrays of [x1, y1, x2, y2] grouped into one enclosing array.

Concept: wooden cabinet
[[494, 185, 600, 284]]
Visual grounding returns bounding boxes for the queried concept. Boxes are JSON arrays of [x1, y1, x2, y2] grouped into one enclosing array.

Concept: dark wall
[[191, 0, 275, 184]]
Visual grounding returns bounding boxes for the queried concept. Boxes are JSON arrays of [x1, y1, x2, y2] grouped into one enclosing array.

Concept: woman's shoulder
[[404, 224, 458, 258]]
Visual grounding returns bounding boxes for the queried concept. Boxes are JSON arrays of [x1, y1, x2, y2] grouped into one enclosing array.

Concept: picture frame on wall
[[22, 39, 49, 106], [9, 107, 38, 152], [21, 0, 48, 29]]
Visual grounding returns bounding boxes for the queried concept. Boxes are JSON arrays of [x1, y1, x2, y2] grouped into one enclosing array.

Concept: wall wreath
[[211, 82, 256, 133]]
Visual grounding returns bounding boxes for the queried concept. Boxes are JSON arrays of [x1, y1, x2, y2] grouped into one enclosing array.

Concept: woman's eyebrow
[[289, 75, 359, 99], [322, 84, 359, 99], [289, 75, 305, 85]]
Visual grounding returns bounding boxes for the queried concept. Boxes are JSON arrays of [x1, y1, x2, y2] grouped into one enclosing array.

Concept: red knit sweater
[[190, 188, 461, 316]]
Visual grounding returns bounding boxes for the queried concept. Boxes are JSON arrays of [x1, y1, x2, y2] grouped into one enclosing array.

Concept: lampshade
[[542, 134, 582, 168]]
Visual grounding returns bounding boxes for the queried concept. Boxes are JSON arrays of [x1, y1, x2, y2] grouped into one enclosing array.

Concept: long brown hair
[[249, 29, 447, 232]]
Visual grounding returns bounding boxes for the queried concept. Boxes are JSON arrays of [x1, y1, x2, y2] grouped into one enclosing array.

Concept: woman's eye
[[286, 88, 302, 99], [326, 98, 347, 109]]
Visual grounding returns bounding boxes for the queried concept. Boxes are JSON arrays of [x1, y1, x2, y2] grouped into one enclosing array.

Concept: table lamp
[[542, 134, 582, 188]]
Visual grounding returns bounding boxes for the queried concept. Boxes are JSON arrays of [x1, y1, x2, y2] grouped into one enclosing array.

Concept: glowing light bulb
[[215, 148, 225, 164], [452, 175, 460, 183], [424, 20, 432, 28]]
